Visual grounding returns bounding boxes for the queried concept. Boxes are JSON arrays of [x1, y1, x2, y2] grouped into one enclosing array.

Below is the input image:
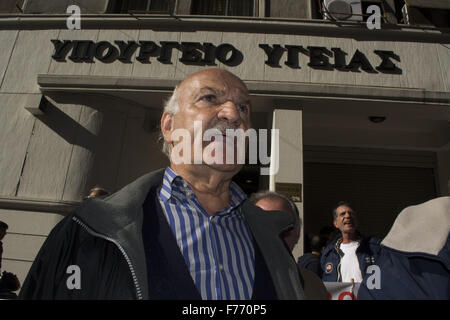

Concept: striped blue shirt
[[158, 167, 255, 300]]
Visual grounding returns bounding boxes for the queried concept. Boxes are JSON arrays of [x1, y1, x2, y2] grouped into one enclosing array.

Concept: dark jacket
[[298, 253, 322, 278], [297, 267, 329, 300], [19, 169, 305, 300], [321, 234, 380, 282], [358, 197, 450, 300]]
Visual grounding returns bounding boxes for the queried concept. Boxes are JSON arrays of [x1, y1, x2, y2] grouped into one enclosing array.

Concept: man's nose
[[217, 101, 241, 126]]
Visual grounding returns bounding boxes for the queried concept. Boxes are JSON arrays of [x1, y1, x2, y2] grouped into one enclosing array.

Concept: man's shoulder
[[359, 242, 450, 299], [298, 252, 316, 264], [73, 168, 166, 238], [105, 168, 166, 202], [353, 236, 381, 259], [359, 235, 381, 251], [298, 252, 315, 259]]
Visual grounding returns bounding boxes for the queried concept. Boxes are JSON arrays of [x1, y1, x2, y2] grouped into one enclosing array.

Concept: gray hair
[[160, 86, 180, 157], [332, 201, 354, 220], [250, 190, 301, 227]]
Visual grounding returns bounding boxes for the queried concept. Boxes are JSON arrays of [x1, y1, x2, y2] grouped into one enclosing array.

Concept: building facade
[[0, 0, 449, 289]]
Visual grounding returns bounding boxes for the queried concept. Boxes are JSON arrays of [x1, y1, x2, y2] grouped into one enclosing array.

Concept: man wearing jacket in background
[[251, 190, 329, 300], [19, 68, 304, 300], [321, 201, 380, 283]]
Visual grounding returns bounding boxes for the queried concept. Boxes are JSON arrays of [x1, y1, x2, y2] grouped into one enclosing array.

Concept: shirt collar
[[228, 180, 247, 211], [159, 167, 247, 210], [159, 166, 179, 202]]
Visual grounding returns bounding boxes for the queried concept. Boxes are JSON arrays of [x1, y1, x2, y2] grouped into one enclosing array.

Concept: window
[[403, 5, 450, 27], [391, 0, 449, 27], [191, 0, 255, 16], [318, 0, 386, 22], [0, 0, 24, 13], [110, 0, 170, 13]]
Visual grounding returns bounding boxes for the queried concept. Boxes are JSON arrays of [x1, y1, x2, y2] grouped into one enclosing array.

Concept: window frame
[[109, 0, 171, 14], [190, 0, 256, 17]]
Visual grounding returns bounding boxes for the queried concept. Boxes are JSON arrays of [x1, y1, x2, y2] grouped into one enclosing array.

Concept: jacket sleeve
[[18, 213, 80, 299], [358, 245, 450, 300]]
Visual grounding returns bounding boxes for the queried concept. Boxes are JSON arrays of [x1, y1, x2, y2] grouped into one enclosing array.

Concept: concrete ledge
[[0, 14, 449, 43], [38, 74, 450, 105], [304, 145, 437, 168], [0, 196, 80, 214], [245, 80, 450, 104], [38, 74, 177, 91]]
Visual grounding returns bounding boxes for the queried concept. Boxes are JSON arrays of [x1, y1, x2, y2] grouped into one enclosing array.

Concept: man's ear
[[161, 112, 174, 144], [333, 220, 338, 228]]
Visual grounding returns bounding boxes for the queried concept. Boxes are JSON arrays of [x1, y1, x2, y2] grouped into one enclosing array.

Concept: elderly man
[[251, 191, 328, 300], [19, 68, 304, 300], [250, 191, 301, 252]]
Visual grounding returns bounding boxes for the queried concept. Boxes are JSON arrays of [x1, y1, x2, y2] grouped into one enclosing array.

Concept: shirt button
[[218, 264, 224, 271]]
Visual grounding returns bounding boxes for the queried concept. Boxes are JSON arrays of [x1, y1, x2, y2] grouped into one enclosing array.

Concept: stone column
[[270, 108, 304, 260]]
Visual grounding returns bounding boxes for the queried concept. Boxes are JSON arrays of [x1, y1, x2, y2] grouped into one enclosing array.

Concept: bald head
[[251, 191, 301, 252], [163, 68, 248, 115], [179, 68, 247, 91]]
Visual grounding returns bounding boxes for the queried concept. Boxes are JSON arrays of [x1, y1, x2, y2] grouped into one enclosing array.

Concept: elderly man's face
[[162, 69, 251, 173]]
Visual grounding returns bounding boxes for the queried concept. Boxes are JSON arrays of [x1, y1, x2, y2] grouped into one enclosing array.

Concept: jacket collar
[[75, 169, 165, 237], [241, 201, 305, 300], [323, 233, 361, 256], [159, 166, 247, 212], [382, 197, 450, 269], [74, 168, 165, 300]]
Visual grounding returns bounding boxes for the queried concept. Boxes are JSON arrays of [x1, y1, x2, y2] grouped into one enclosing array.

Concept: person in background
[[250, 191, 301, 252], [297, 234, 326, 277], [0, 271, 21, 299], [0, 221, 8, 273], [85, 186, 110, 199], [319, 225, 338, 247], [0, 221, 21, 299], [251, 190, 329, 300], [321, 201, 380, 283]]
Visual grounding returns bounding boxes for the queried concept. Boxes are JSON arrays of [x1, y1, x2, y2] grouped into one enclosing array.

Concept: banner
[[324, 282, 361, 300]]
